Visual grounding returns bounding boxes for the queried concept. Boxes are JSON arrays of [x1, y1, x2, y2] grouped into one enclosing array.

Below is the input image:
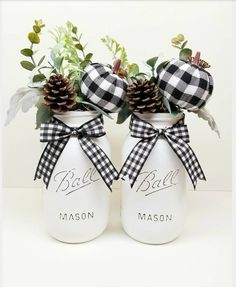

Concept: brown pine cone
[[126, 79, 163, 113], [43, 74, 76, 113]]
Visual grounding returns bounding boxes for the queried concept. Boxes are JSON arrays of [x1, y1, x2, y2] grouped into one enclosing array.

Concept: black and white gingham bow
[[119, 114, 206, 189], [34, 115, 118, 190]]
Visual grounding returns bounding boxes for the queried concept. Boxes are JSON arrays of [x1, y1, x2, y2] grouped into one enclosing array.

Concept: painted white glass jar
[[121, 113, 187, 244], [42, 111, 111, 243]]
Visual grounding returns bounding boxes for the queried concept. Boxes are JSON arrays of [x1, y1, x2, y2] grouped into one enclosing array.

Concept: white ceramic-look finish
[[42, 111, 111, 243], [121, 113, 187, 244]]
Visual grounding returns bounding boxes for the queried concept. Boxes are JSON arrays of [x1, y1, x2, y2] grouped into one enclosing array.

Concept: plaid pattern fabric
[[81, 63, 127, 112], [119, 114, 206, 189], [34, 115, 118, 190], [157, 59, 214, 111]]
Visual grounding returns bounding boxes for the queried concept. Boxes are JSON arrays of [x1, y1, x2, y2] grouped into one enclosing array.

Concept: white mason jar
[[42, 111, 111, 243], [121, 113, 187, 244]]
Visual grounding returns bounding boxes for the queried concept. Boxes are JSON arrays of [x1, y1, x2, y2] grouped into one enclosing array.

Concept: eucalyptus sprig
[[171, 33, 192, 61], [20, 20, 46, 73], [101, 36, 139, 78]]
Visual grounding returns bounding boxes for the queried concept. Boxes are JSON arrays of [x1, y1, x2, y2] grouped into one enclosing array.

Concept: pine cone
[[126, 79, 163, 113], [43, 74, 76, 113]]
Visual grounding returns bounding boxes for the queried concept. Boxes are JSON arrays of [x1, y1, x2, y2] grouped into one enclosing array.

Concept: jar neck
[[133, 112, 184, 129], [54, 111, 100, 127]]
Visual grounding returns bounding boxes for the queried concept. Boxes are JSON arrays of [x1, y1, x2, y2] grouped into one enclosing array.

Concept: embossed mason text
[[138, 213, 173, 222], [59, 212, 95, 221]]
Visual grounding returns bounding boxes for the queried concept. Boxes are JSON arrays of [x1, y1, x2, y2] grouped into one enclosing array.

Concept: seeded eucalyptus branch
[[171, 33, 192, 61], [20, 20, 47, 83]]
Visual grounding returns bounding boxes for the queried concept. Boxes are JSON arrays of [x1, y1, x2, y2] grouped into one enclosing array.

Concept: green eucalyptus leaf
[[146, 56, 159, 69], [75, 43, 83, 50], [85, 53, 93, 62], [38, 55, 46, 66], [181, 40, 188, 49], [176, 34, 185, 42], [20, 61, 35, 71], [80, 60, 90, 69], [33, 25, 41, 33], [117, 103, 132, 124], [128, 63, 139, 77], [28, 32, 40, 44], [32, 74, 46, 82], [36, 104, 54, 129], [20, 48, 33, 57], [171, 38, 181, 45], [179, 48, 192, 61], [72, 26, 77, 34], [80, 101, 113, 119]]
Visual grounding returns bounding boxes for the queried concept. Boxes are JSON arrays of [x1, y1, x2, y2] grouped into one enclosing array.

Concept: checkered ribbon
[[119, 114, 206, 189], [34, 115, 118, 190]]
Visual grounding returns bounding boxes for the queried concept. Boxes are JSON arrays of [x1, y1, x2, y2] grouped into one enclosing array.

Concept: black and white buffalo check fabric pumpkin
[[81, 63, 127, 112], [157, 59, 214, 111]]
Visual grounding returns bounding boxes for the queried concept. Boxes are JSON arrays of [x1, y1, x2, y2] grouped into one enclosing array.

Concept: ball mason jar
[[121, 113, 187, 244], [42, 111, 111, 243]]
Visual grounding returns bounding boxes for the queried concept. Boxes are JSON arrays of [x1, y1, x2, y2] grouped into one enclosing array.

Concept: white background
[[0, 2, 233, 287], [1, 1, 232, 191]]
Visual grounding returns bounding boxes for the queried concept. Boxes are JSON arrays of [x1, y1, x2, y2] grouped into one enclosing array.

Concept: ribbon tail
[[79, 137, 118, 191], [119, 137, 157, 187], [165, 135, 206, 190], [34, 138, 69, 188]]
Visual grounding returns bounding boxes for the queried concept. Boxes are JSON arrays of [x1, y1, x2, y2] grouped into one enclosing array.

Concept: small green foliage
[[20, 48, 33, 57], [171, 33, 192, 61], [20, 60, 35, 71], [146, 57, 159, 69], [33, 25, 41, 33], [117, 103, 132, 124], [38, 55, 46, 66], [179, 48, 192, 61], [127, 63, 139, 78], [20, 20, 46, 74], [101, 35, 139, 77], [49, 21, 93, 83], [101, 36, 129, 66], [146, 56, 159, 77], [32, 74, 46, 83], [28, 32, 40, 44], [36, 104, 54, 129]]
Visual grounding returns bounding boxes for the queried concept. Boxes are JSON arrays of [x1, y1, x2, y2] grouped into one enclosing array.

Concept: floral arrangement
[[5, 20, 128, 127], [5, 21, 219, 136]]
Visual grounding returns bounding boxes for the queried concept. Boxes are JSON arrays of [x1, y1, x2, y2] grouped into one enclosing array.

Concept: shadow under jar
[[121, 113, 187, 244]]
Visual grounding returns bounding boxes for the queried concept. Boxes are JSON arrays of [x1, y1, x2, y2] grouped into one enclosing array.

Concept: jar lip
[[54, 110, 99, 118], [134, 112, 184, 121]]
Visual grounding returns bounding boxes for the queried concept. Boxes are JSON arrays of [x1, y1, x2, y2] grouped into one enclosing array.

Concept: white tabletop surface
[[2, 188, 232, 287]]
